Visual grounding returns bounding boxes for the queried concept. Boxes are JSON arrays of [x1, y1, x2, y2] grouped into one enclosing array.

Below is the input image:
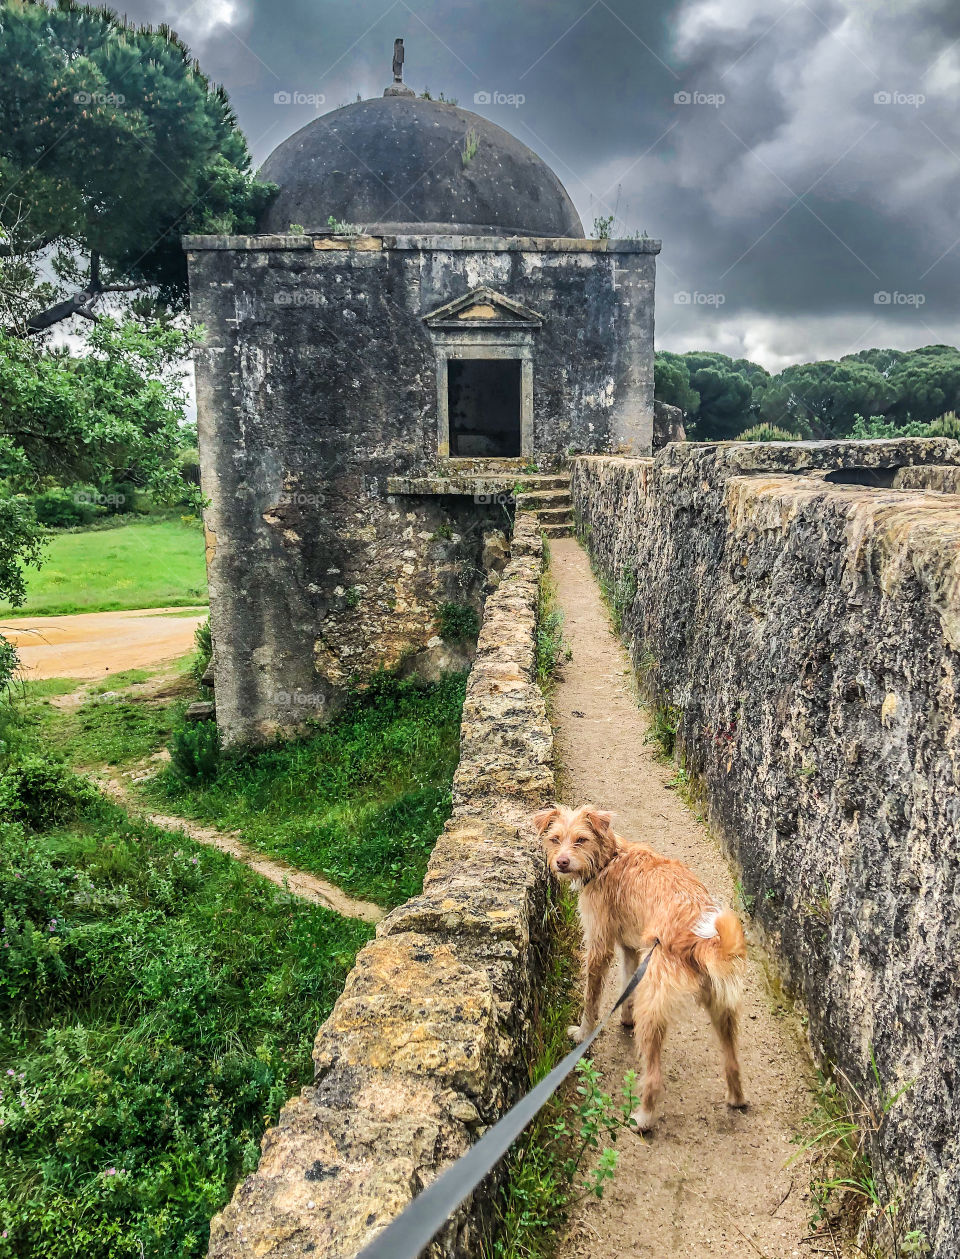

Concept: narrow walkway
[[101, 777, 384, 924], [549, 539, 816, 1259]]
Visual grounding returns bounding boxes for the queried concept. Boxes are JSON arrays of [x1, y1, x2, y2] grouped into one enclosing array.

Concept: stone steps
[[517, 474, 574, 539], [536, 505, 573, 525], [514, 487, 571, 509], [515, 475, 570, 492]]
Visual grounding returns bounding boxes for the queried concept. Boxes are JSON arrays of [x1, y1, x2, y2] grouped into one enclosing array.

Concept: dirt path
[[101, 777, 384, 924], [549, 539, 817, 1259], [3, 606, 207, 680]]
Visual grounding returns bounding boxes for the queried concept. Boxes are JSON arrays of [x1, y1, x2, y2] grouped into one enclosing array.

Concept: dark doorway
[[448, 358, 522, 457]]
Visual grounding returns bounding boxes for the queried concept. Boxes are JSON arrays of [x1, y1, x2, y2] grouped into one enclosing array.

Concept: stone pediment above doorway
[[423, 286, 544, 330]]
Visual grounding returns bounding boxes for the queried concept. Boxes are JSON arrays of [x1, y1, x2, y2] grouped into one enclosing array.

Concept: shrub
[[178, 446, 202, 486], [438, 600, 480, 644], [0, 812, 371, 1259], [193, 618, 213, 687], [0, 754, 95, 829], [32, 485, 104, 528], [169, 720, 221, 783], [736, 423, 803, 442], [927, 410, 960, 440], [101, 480, 140, 514]]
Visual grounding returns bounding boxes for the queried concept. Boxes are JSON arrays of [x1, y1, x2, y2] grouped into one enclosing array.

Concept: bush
[[177, 445, 202, 486], [193, 618, 213, 687], [438, 601, 480, 643], [927, 410, 960, 440], [101, 480, 141, 514], [31, 485, 104, 528], [169, 720, 221, 783], [0, 754, 95, 829], [736, 423, 803, 442], [0, 812, 371, 1259]]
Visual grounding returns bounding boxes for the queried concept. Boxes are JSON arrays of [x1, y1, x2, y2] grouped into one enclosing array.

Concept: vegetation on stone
[[736, 423, 803, 442], [438, 600, 480, 643]]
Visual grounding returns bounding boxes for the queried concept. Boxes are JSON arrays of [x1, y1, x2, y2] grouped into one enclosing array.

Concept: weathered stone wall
[[571, 440, 960, 1256], [185, 233, 656, 743], [894, 463, 960, 494], [207, 513, 553, 1257]]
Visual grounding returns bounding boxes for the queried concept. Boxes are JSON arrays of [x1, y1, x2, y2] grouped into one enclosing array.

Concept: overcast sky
[[117, 0, 960, 370]]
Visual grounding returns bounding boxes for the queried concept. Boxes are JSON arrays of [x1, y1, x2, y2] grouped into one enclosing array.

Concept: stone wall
[[207, 513, 553, 1258], [571, 440, 960, 1257]]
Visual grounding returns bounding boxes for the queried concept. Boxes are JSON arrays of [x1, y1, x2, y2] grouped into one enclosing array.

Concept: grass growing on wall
[[0, 798, 372, 1259], [485, 891, 642, 1259], [536, 538, 571, 691], [149, 672, 468, 908]]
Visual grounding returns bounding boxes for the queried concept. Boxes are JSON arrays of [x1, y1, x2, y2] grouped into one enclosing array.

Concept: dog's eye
[[574, 836, 588, 845], [548, 835, 560, 844]]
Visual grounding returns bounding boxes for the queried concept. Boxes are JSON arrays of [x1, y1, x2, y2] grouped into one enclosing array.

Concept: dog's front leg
[[569, 943, 612, 1043]]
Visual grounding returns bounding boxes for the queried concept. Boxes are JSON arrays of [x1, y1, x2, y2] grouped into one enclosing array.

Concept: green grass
[[486, 890, 640, 1259], [33, 691, 181, 771], [0, 518, 207, 617], [147, 673, 468, 909], [0, 801, 373, 1259]]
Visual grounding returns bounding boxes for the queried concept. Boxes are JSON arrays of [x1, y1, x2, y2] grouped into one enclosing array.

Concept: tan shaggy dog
[[533, 804, 748, 1131]]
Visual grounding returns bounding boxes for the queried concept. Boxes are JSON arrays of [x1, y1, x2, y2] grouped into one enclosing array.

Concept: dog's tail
[[691, 907, 747, 1004]]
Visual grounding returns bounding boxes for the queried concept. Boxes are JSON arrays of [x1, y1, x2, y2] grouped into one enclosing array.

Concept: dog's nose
[[556, 855, 570, 872]]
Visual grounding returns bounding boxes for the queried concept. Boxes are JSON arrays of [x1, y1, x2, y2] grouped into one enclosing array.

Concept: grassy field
[[0, 800, 372, 1259], [0, 659, 466, 1254], [21, 666, 466, 908], [147, 672, 467, 908], [0, 518, 207, 617]]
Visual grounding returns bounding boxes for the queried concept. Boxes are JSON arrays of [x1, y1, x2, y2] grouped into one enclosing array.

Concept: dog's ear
[[584, 809, 614, 838], [532, 806, 561, 834]]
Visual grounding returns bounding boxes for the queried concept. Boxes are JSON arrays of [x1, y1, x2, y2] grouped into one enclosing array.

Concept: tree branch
[[0, 235, 55, 258], [25, 289, 99, 333], [19, 249, 147, 334]]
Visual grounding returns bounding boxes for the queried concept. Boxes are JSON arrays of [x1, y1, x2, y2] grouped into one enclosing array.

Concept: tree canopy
[[655, 345, 960, 439], [0, 0, 275, 333], [654, 351, 768, 439], [0, 316, 199, 606]]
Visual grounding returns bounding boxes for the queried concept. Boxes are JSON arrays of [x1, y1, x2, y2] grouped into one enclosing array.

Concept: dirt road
[[2, 606, 207, 680], [549, 538, 817, 1259]]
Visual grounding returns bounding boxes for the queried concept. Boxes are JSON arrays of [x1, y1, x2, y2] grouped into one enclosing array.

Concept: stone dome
[[257, 96, 584, 237]]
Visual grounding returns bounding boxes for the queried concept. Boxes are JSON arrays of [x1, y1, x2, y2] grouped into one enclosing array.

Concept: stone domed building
[[257, 95, 585, 238], [184, 45, 660, 743]]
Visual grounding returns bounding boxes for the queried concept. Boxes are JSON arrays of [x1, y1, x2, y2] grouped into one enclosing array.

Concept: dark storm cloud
[[116, 0, 960, 367]]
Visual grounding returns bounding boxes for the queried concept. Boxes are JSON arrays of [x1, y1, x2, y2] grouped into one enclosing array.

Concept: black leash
[[356, 939, 661, 1259]]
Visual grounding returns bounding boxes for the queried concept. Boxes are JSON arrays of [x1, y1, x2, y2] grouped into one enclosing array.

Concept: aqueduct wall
[[572, 438, 960, 1257], [208, 514, 553, 1257]]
